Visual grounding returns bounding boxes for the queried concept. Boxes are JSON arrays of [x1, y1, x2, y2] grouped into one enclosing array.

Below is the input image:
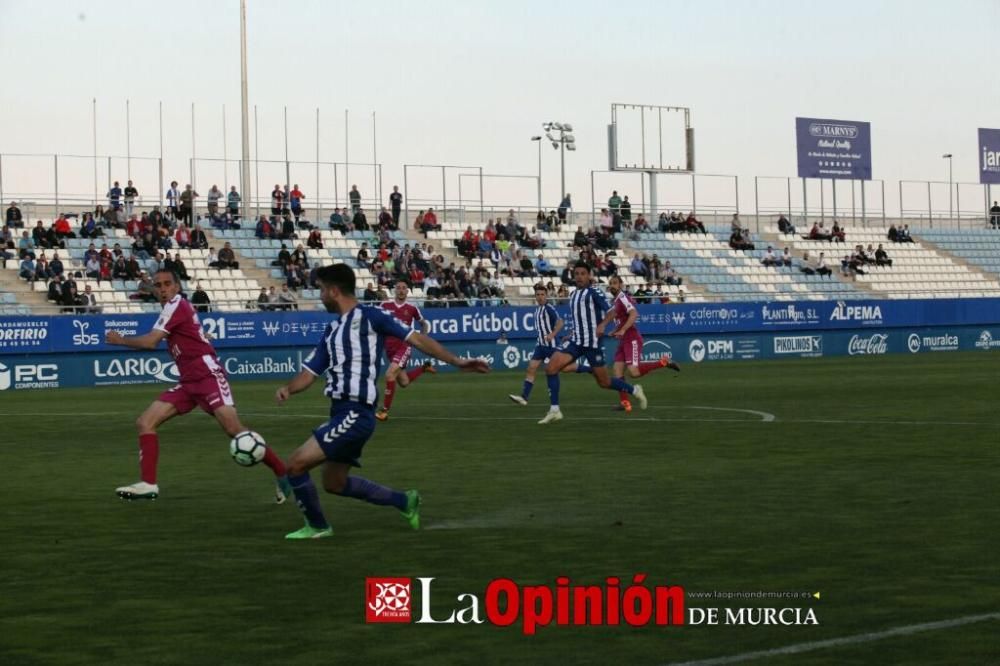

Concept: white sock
[[550, 406, 560, 412]]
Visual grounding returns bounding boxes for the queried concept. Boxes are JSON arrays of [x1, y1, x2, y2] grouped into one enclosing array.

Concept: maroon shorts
[[158, 371, 235, 415], [613, 334, 644, 366], [385, 341, 412, 367]]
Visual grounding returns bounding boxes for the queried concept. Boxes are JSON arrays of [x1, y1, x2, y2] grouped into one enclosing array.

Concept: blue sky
[[0, 0, 997, 215]]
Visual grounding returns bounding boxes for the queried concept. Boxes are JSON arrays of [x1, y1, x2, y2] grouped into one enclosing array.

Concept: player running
[[276, 264, 489, 539], [508, 283, 590, 405], [538, 261, 646, 424], [107, 269, 292, 502], [598, 275, 680, 412], [376, 282, 436, 422]]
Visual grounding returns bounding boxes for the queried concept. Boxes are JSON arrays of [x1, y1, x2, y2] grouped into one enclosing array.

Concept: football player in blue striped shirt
[[275, 264, 490, 539], [538, 261, 646, 424], [508, 283, 590, 405]]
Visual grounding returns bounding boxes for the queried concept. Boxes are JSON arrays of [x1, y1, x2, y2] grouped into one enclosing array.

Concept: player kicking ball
[[538, 261, 646, 424], [376, 282, 435, 422], [107, 269, 292, 502], [598, 275, 680, 412], [276, 264, 489, 540], [508, 283, 590, 405]]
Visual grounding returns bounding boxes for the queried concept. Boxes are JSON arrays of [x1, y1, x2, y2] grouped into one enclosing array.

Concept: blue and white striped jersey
[[535, 303, 560, 346], [569, 287, 610, 348], [303, 305, 413, 406]]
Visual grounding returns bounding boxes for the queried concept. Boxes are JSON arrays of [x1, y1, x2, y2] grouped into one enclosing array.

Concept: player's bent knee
[[323, 477, 347, 494]]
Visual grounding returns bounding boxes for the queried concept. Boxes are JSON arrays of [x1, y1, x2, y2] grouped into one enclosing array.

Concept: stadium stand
[[914, 228, 1000, 282]]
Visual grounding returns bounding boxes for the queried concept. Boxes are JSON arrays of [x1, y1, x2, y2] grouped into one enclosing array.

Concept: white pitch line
[[663, 611, 1000, 666]]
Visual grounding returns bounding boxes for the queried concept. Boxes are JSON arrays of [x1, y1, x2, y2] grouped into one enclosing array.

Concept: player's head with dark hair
[[608, 274, 623, 295], [153, 269, 182, 304], [572, 260, 592, 288], [533, 283, 548, 305], [315, 263, 357, 313]]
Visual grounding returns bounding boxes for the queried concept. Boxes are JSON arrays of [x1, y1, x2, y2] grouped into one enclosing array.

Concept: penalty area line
[[663, 611, 1000, 666]]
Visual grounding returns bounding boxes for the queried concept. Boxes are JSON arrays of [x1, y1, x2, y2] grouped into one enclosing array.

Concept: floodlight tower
[[543, 121, 576, 199]]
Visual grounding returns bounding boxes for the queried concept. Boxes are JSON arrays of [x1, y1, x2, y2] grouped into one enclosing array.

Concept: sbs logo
[[689, 339, 706, 363], [502, 346, 521, 369], [72, 320, 100, 346], [907, 334, 921, 354]]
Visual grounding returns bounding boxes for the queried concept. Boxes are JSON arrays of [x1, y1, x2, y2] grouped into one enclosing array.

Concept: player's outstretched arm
[[105, 329, 167, 351], [276, 369, 317, 404], [407, 332, 490, 373]]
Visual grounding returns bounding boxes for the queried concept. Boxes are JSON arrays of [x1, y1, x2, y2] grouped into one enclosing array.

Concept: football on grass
[[230, 431, 267, 466]]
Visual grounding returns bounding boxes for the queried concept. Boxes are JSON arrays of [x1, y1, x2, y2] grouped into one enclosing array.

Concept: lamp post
[[542, 121, 576, 203], [530, 136, 542, 210], [942, 153, 953, 224]]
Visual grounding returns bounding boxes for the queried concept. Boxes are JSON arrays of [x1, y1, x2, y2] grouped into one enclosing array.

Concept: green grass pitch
[[0, 353, 998, 665]]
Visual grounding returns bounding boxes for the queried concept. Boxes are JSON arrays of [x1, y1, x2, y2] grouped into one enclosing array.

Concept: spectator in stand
[[107, 181, 123, 211], [729, 229, 754, 251], [45, 274, 62, 300], [422, 207, 439, 233], [777, 213, 796, 235], [630, 254, 649, 279], [899, 224, 914, 242], [356, 242, 371, 268], [54, 214, 74, 240], [761, 246, 778, 267], [174, 224, 191, 249], [408, 264, 425, 288], [289, 184, 305, 221], [126, 213, 142, 238], [19, 255, 36, 280], [271, 184, 284, 217], [413, 210, 425, 234], [79, 212, 102, 239], [279, 213, 296, 240], [213, 242, 239, 270], [307, 228, 324, 249], [781, 247, 793, 268], [831, 221, 846, 243], [620, 196, 632, 229], [49, 252, 65, 278], [132, 272, 156, 302], [17, 230, 33, 258], [31, 220, 46, 248], [352, 208, 369, 231], [278, 284, 298, 311], [362, 282, 379, 302], [206, 185, 223, 218], [730, 213, 744, 234], [808, 221, 832, 241], [265, 285, 280, 310], [608, 190, 622, 221], [112, 255, 129, 279], [85, 253, 101, 278], [875, 243, 893, 267], [389, 185, 403, 228], [253, 215, 274, 240], [329, 207, 347, 232], [662, 261, 682, 286], [633, 213, 649, 233], [683, 211, 706, 234], [166, 252, 190, 281], [98, 255, 112, 282], [255, 287, 270, 310], [6, 201, 23, 228], [598, 207, 613, 232], [191, 282, 211, 313], [61, 274, 79, 302], [378, 206, 393, 230], [291, 243, 309, 267], [125, 254, 142, 280], [190, 225, 208, 249], [558, 193, 571, 224], [61, 285, 84, 314], [165, 181, 181, 219], [80, 284, 101, 314], [535, 253, 557, 277], [228, 186, 241, 219], [178, 184, 198, 226], [123, 180, 138, 217], [349, 185, 362, 214], [814, 252, 832, 277]]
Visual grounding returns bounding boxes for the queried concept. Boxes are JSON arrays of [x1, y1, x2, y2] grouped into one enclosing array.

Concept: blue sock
[[546, 373, 560, 407], [576, 364, 592, 373], [289, 472, 329, 529], [340, 476, 407, 510], [521, 379, 533, 399], [610, 377, 634, 394]]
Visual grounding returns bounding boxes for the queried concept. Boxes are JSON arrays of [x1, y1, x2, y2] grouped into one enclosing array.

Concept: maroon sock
[[383, 380, 396, 410], [637, 361, 662, 376], [139, 433, 159, 485], [618, 390, 630, 403], [406, 366, 426, 382], [262, 446, 287, 477]]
